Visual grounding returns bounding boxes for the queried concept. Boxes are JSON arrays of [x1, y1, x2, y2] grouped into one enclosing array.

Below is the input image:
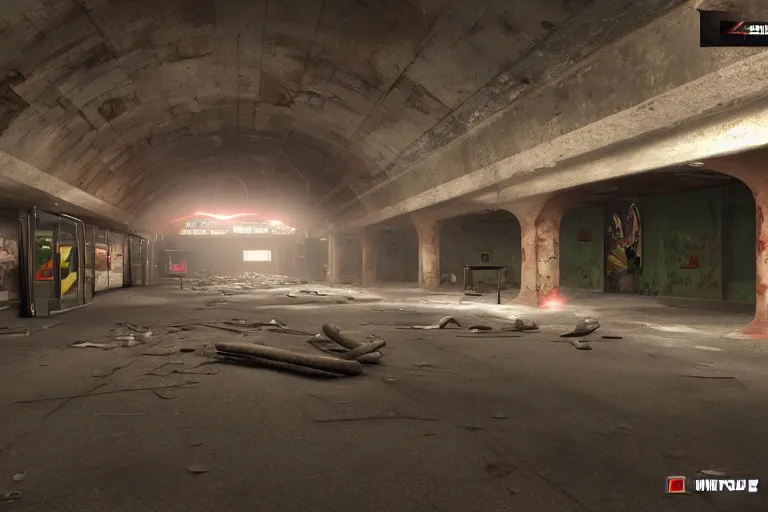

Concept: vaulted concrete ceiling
[[0, 0, 687, 228]]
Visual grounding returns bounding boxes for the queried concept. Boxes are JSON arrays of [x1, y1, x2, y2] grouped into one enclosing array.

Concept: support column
[[412, 215, 441, 290], [359, 229, 376, 287], [327, 231, 344, 284], [706, 152, 768, 337], [506, 197, 565, 307]]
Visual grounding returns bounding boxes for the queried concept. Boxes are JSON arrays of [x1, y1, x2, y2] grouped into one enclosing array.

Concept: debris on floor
[[438, 316, 461, 329], [71, 341, 119, 350], [185, 270, 307, 294], [215, 341, 364, 377], [512, 318, 538, 331], [11, 471, 25, 483], [569, 340, 592, 351], [0, 490, 22, 502], [560, 318, 600, 338], [71, 322, 155, 350], [296, 289, 327, 296], [187, 463, 211, 474], [402, 315, 462, 330], [314, 324, 385, 364], [0, 326, 30, 336], [153, 388, 179, 400], [143, 344, 180, 356]]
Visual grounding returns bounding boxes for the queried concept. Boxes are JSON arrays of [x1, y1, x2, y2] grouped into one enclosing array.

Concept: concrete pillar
[[413, 216, 441, 290], [359, 229, 376, 287], [706, 151, 768, 337], [327, 231, 343, 284], [506, 197, 566, 307]]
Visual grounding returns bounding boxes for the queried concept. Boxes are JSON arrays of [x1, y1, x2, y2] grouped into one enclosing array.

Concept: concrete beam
[[0, 151, 135, 227], [341, 72, 768, 228], [337, 4, 768, 228]]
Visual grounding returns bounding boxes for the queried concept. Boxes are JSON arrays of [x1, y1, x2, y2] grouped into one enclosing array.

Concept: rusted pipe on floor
[[322, 324, 365, 349], [340, 338, 386, 360], [216, 351, 347, 378], [214, 341, 363, 376], [356, 352, 382, 364]]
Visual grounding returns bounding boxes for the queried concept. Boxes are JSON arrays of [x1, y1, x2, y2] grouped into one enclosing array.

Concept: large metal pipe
[[216, 352, 347, 378], [340, 339, 386, 360], [322, 324, 362, 349], [214, 341, 363, 376]]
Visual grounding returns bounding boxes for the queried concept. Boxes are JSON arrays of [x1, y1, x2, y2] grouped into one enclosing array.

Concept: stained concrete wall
[[374, 227, 418, 283], [722, 182, 756, 303], [301, 239, 327, 281], [439, 211, 521, 288], [640, 188, 723, 300], [559, 206, 604, 292], [347, 3, 767, 226], [341, 236, 362, 284], [557, 183, 755, 303]]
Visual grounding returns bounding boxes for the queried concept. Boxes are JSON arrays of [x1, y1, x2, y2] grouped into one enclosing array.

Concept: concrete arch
[[705, 150, 766, 336], [439, 209, 521, 290]]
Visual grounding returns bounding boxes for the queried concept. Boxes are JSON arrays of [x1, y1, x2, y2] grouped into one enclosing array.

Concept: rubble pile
[[70, 321, 154, 350], [187, 270, 308, 292]]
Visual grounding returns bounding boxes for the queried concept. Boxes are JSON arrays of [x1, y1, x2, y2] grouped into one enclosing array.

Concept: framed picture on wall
[[479, 250, 491, 264]]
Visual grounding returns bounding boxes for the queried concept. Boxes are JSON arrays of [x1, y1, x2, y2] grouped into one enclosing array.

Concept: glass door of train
[[32, 211, 86, 315]]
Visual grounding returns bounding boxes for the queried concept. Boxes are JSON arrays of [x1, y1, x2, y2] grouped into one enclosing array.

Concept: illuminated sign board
[[177, 219, 296, 236], [179, 228, 229, 236], [233, 225, 269, 235]]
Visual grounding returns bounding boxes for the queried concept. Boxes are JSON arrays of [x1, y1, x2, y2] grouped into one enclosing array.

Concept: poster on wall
[[95, 245, 110, 291], [0, 235, 19, 302], [606, 203, 642, 293]]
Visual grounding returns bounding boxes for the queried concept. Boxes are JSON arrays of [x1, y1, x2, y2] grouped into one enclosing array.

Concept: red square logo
[[667, 476, 687, 494]]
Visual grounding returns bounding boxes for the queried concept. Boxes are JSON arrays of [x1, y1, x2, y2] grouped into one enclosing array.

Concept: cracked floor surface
[[0, 282, 766, 511]]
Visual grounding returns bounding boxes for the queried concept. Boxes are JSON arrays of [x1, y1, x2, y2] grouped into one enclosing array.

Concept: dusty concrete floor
[[0, 281, 766, 512]]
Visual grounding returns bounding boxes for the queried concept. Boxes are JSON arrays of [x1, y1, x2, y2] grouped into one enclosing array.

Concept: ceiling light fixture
[[688, 162, 705, 167]]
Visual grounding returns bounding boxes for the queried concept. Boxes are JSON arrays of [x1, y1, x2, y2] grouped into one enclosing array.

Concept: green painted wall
[[559, 206, 604, 291], [722, 182, 756, 303], [440, 211, 521, 287], [558, 182, 755, 302], [639, 188, 723, 300]]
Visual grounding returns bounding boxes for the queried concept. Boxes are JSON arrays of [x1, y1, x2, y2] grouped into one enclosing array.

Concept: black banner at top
[[700, 10, 768, 47]]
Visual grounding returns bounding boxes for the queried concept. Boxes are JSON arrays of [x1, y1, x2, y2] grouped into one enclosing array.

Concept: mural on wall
[[0, 236, 19, 302], [606, 203, 642, 292]]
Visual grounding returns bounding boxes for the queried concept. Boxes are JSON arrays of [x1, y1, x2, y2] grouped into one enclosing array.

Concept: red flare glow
[[541, 290, 565, 310]]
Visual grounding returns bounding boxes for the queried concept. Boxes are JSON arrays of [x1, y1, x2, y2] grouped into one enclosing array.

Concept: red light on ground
[[666, 476, 687, 494], [541, 291, 565, 310]]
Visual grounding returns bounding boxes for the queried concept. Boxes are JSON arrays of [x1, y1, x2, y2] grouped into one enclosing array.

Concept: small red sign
[[680, 256, 699, 269], [667, 476, 687, 494], [577, 230, 592, 242]]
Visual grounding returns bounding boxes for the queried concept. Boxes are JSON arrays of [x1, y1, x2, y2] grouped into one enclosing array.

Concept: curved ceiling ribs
[[0, 0, 596, 225]]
